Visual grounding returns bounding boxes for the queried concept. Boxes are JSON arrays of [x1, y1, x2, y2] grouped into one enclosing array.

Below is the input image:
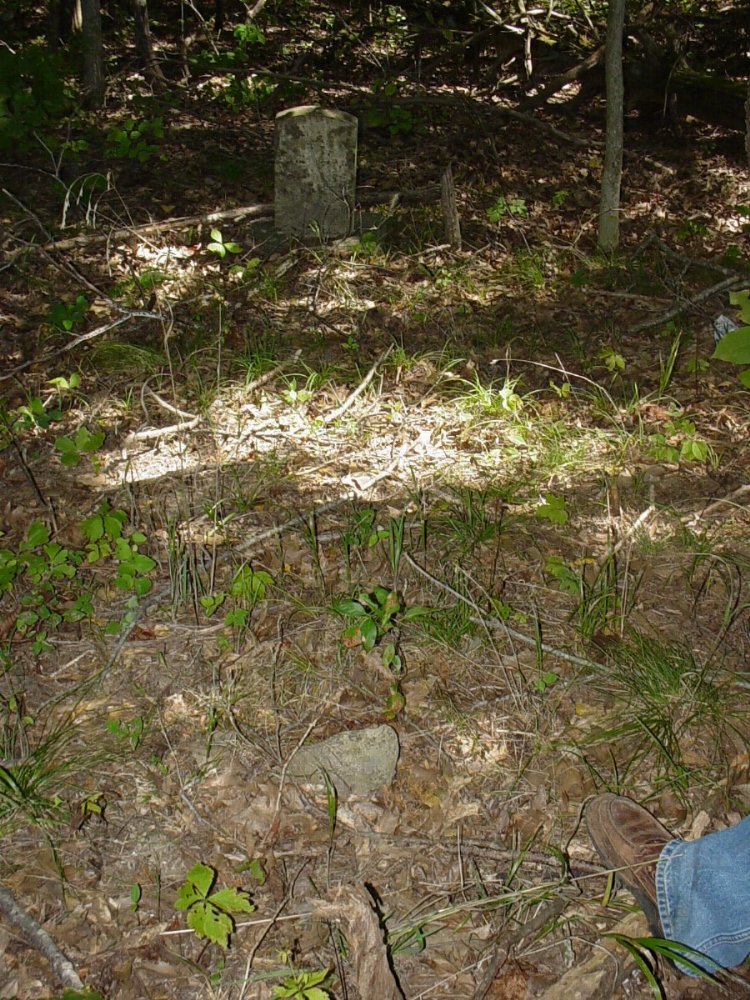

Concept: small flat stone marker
[[286, 724, 399, 796], [274, 105, 358, 238]]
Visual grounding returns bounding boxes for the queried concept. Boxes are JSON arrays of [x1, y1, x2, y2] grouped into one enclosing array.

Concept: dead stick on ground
[[403, 551, 607, 672], [0, 885, 84, 992], [261, 717, 321, 850], [245, 348, 303, 393], [2, 189, 160, 322], [0, 315, 132, 382], [630, 274, 745, 333], [322, 347, 392, 425], [592, 505, 655, 573]]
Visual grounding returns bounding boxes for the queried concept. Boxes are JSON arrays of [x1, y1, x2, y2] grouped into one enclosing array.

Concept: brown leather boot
[[586, 793, 676, 935]]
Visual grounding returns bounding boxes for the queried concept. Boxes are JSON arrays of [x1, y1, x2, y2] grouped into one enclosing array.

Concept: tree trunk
[[597, 0, 626, 253], [48, 0, 82, 49], [81, 0, 104, 108], [132, 0, 166, 85]]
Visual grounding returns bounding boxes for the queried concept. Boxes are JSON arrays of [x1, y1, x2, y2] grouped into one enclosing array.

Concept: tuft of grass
[[0, 717, 104, 834], [578, 633, 737, 795], [452, 372, 525, 419], [432, 486, 508, 559], [88, 340, 166, 375]]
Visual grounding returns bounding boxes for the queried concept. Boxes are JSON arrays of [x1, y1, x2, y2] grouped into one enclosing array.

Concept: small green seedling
[[234, 857, 267, 884], [106, 116, 165, 163], [533, 671, 559, 693], [271, 968, 333, 999], [545, 556, 581, 597], [334, 587, 429, 681], [106, 715, 145, 750], [175, 862, 254, 949], [206, 228, 242, 259], [536, 493, 569, 526], [54, 426, 105, 467], [130, 883, 142, 913], [487, 195, 528, 222], [47, 295, 89, 332], [12, 395, 62, 431], [648, 418, 715, 467], [601, 346, 626, 374], [47, 372, 81, 395]]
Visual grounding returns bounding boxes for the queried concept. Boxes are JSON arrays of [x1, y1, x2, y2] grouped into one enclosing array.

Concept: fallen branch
[[321, 346, 392, 425], [520, 43, 606, 110], [473, 894, 571, 1000], [403, 551, 608, 672], [0, 885, 84, 992], [629, 273, 745, 333], [0, 315, 132, 382], [37, 202, 274, 253]]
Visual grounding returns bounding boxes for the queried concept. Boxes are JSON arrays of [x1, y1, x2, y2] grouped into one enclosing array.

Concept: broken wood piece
[[441, 164, 462, 250], [311, 885, 405, 1000]]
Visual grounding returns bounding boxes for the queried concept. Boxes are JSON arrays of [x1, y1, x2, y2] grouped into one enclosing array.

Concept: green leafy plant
[[533, 670, 559, 693], [364, 79, 416, 135], [648, 418, 716, 466], [54, 426, 105, 467], [712, 289, 750, 387], [281, 377, 315, 406], [600, 346, 626, 374], [105, 117, 165, 163], [106, 715, 145, 750], [536, 493, 569, 526], [175, 862, 254, 948], [487, 195, 528, 223], [81, 503, 157, 596], [234, 22, 266, 47], [200, 564, 274, 632], [0, 43, 73, 153], [47, 372, 81, 400], [10, 395, 62, 433], [47, 295, 90, 332], [457, 373, 524, 417], [206, 228, 242, 259], [333, 586, 429, 674], [271, 968, 333, 999], [0, 520, 87, 653]]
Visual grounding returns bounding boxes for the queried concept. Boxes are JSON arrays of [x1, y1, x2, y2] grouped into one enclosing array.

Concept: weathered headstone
[[274, 106, 358, 238]]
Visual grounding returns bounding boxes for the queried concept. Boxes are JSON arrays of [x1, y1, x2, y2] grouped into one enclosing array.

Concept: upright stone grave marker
[[274, 106, 358, 238]]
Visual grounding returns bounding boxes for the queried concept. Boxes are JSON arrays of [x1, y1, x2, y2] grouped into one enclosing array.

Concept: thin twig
[[321, 347, 392, 425], [591, 505, 655, 573], [245, 348, 303, 392], [473, 895, 571, 1000], [3, 190, 160, 318], [403, 551, 607, 672], [0, 315, 132, 382], [630, 274, 745, 333], [261, 718, 321, 850], [125, 416, 201, 444]]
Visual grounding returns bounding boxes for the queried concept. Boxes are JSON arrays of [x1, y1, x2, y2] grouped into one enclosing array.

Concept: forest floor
[[1, 26, 750, 1000]]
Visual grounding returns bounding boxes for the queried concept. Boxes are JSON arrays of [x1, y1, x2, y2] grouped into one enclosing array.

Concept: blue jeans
[[656, 814, 750, 973]]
